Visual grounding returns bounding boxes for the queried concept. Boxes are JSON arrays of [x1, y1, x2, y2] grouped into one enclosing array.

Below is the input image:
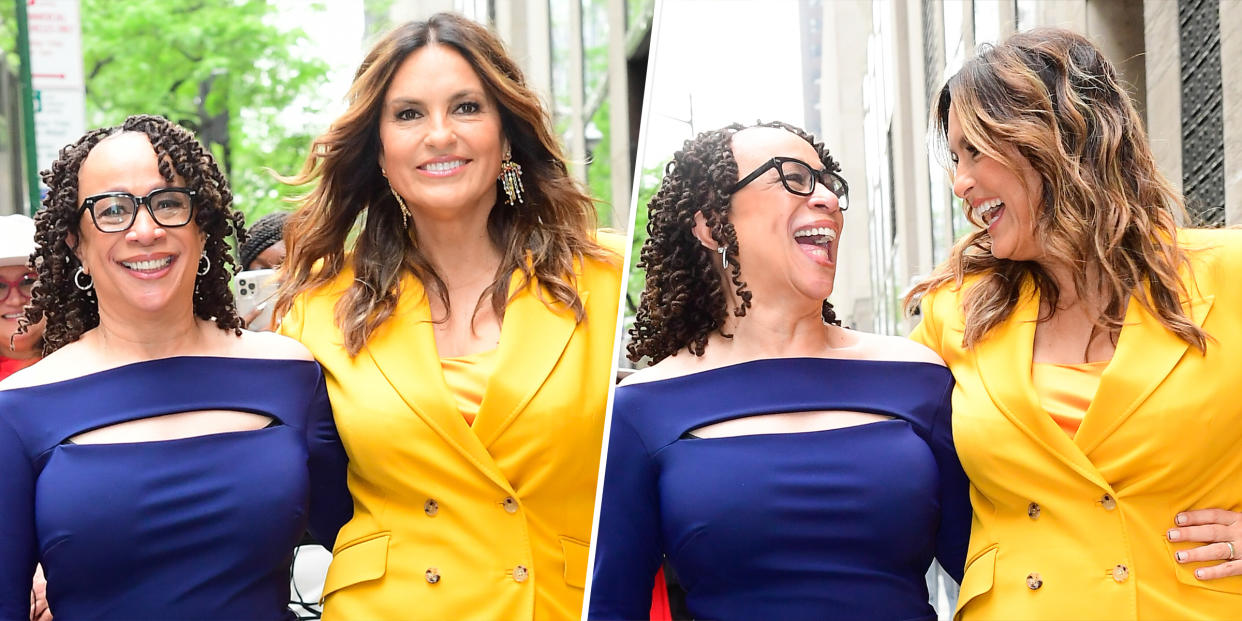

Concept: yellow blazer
[[911, 228, 1242, 619], [281, 239, 623, 621]]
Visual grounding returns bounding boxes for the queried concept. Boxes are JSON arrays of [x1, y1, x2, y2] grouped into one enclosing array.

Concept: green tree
[[75, 0, 329, 222], [625, 161, 664, 314]]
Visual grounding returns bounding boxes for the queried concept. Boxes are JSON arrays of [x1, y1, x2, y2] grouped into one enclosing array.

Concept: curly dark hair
[[628, 121, 842, 364], [18, 114, 247, 354], [239, 211, 288, 270]]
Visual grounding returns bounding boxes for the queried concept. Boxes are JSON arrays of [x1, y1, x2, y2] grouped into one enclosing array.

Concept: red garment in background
[[650, 566, 672, 621], [0, 356, 37, 381]]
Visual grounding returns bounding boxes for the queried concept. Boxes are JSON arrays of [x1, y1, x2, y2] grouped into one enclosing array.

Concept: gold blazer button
[[425, 567, 441, 584], [1027, 502, 1041, 519], [424, 498, 439, 517], [503, 496, 519, 514], [1026, 572, 1043, 590], [513, 564, 529, 583], [1101, 494, 1117, 510], [1113, 564, 1129, 582]]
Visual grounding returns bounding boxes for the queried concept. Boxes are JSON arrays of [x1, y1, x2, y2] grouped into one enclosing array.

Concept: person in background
[[237, 212, 290, 331], [274, 13, 622, 621], [0, 114, 348, 620], [589, 121, 968, 621], [239, 212, 289, 271], [0, 215, 44, 381], [0, 214, 51, 621], [908, 27, 1242, 618]]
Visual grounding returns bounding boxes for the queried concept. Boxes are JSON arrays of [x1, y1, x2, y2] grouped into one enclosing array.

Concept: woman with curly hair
[[0, 115, 348, 620], [907, 28, 1242, 618], [273, 13, 622, 621], [588, 121, 969, 620]]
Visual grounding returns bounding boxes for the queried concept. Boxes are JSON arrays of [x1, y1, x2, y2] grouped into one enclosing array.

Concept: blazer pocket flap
[[1165, 536, 1242, 594], [561, 535, 590, 590], [323, 532, 391, 599], [954, 545, 997, 620]]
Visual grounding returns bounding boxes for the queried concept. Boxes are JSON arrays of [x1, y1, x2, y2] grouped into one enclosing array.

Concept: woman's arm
[[588, 411, 664, 620], [0, 415, 38, 619], [305, 370, 351, 550], [929, 379, 970, 582]]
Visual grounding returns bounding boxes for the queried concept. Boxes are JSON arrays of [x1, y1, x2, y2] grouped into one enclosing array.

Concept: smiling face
[[378, 43, 506, 229], [723, 126, 846, 305], [946, 103, 1044, 262], [74, 132, 205, 320], [0, 265, 43, 358]]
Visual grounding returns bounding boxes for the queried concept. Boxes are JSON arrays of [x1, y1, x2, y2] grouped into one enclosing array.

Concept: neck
[[712, 290, 834, 362], [89, 304, 206, 362], [1038, 257, 1105, 314], [413, 215, 504, 288]]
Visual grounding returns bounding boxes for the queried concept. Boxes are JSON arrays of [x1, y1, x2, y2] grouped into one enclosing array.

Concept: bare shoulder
[[0, 343, 97, 390], [226, 329, 315, 362], [619, 351, 709, 387], [840, 328, 946, 366]]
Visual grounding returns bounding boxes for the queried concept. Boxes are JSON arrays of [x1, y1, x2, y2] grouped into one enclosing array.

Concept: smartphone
[[233, 268, 280, 331]]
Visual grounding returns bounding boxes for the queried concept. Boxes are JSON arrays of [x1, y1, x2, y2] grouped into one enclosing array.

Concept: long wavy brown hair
[[628, 121, 841, 364], [905, 28, 1207, 352], [274, 13, 611, 356], [18, 114, 246, 354]]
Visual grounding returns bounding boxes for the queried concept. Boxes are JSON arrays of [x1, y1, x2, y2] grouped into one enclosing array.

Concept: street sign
[[27, 0, 86, 180]]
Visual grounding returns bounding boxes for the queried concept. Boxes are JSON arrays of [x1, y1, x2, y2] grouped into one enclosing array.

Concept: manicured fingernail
[[1169, 529, 1181, 541], [1196, 569, 1205, 579], [1177, 551, 1187, 562], [1177, 514, 1188, 525]]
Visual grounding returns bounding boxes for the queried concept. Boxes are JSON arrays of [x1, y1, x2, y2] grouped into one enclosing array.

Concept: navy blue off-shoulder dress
[[589, 357, 970, 621], [0, 356, 350, 621]]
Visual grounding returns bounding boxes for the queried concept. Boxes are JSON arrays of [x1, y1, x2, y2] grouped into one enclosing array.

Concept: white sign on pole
[[27, 0, 86, 178]]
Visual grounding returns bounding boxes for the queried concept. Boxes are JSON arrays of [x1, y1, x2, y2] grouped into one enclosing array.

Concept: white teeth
[[976, 199, 1004, 225], [121, 257, 173, 271], [422, 159, 466, 172], [2, 313, 20, 319], [793, 226, 837, 241]]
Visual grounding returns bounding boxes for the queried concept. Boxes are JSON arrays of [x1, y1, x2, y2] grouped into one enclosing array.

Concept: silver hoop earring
[[381, 167, 412, 228], [74, 266, 93, 291], [197, 253, 211, 276], [499, 147, 525, 206], [717, 245, 728, 270]]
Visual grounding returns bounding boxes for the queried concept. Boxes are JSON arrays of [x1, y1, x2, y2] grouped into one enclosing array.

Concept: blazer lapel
[[1074, 290, 1215, 455], [365, 276, 514, 492], [974, 280, 1111, 489], [471, 269, 580, 448]]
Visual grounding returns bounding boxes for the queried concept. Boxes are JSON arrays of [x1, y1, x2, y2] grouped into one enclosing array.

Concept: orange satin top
[[1031, 360, 1108, 437], [440, 348, 499, 426]]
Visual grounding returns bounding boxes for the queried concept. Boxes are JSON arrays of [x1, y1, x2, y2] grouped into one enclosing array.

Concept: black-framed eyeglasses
[[79, 188, 197, 233], [727, 157, 849, 209]]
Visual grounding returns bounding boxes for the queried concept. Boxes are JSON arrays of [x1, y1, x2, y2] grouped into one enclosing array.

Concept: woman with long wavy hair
[[273, 13, 622, 621], [0, 115, 346, 620], [907, 27, 1242, 618], [589, 121, 969, 621]]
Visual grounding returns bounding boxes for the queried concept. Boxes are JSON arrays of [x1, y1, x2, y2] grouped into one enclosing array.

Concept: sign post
[[15, 0, 41, 216]]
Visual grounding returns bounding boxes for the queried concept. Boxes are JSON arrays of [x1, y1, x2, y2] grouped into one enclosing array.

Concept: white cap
[[0, 214, 37, 268]]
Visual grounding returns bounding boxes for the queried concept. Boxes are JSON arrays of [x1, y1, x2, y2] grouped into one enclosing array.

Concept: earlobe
[[691, 211, 718, 250]]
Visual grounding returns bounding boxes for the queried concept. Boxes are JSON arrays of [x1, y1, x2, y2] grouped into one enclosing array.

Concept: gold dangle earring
[[499, 147, 525, 206], [381, 167, 411, 228]]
